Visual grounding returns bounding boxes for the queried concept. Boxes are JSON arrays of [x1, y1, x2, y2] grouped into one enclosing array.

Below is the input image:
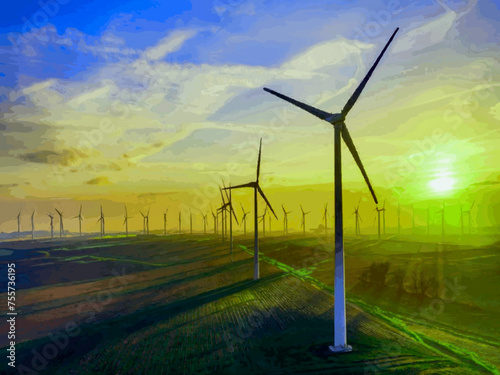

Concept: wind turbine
[[223, 139, 277, 280], [218, 187, 227, 243], [300, 205, 310, 237], [282, 204, 291, 234], [140, 210, 147, 235], [47, 213, 54, 239], [97, 206, 105, 238], [353, 200, 361, 236], [201, 212, 208, 234], [55, 208, 64, 238], [178, 212, 182, 234], [124, 205, 130, 236], [222, 182, 239, 256], [16, 212, 21, 239], [259, 206, 267, 238], [374, 205, 384, 240], [163, 209, 168, 235], [322, 203, 328, 237], [263, 28, 398, 351], [73, 204, 83, 236], [211, 205, 217, 235], [30, 210, 35, 239], [241, 203, 250, 236], [145, 207, 150, 235]]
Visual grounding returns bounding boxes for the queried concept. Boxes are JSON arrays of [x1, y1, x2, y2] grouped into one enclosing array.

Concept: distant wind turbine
[[353, 201, 361, 236], [47, 213, 54, 239], [202, 212, 208, 234], [97, 206, 105, 238], [264, 28, 398, 352], [436, 201, 445, 237], [282, 204, 291, 234], [31, 210, 35, 239], [224, 139, 277, 280], [374, 205, 385, 240], [461, 200, 475, 235], [300, 205, 310, 237], [211, 205, 217, 235], [241, 203, 250, 236], [55, 208, 64, 238], [16, 212, 21, 239], [164, 209, 168, 235], [124, 205, 130, 236], [322, 203, 328, 237], [178, 212, 182, 234], [222, 182, 239, 256], [259, 206, 268, 238], [73, 204, 83, 236]]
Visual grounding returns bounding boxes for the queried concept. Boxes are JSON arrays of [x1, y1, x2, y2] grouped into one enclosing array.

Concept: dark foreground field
[[0, 234, 499, 374]]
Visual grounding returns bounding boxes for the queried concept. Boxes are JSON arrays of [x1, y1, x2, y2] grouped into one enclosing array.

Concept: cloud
[[17, 149, 86, 166], [85, 176, 111, 185], [142, 29, 197, 61]]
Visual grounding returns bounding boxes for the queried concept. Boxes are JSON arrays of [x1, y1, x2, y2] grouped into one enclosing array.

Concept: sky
[[0, 0, 499, 234]]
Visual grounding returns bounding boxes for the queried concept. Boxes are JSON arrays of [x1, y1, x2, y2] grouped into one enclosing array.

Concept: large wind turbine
[[47, 213, 54, 239], [300, 205, 310, 237], [264, 29, 398, 351], [264, 28, 399, 352], [55, 208, 64, 238], [224, 139, 277, 280], [73, 204, 83, 236], [282, 204, 291, 234], [140, 208, 150, 235], [140, 210, 147, 235]]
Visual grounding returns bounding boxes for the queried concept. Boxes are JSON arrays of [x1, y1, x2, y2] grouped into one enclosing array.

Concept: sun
[[429, 176, 456, 193]]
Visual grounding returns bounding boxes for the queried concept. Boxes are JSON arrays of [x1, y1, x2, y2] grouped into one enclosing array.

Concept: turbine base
[[328, 344, 352, 354]]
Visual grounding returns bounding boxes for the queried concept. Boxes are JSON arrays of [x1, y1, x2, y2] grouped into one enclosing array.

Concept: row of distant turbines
[[8, 198, 475, 240]]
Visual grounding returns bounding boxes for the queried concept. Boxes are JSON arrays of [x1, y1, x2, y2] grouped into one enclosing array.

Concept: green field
[[1, 234, 499, 374]]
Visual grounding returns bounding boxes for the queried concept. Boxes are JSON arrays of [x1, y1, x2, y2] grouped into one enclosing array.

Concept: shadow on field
[[9, 273, 284, 375]]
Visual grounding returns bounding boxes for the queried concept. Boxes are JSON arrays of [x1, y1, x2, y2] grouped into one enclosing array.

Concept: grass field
[[1, 233, 499, 374]]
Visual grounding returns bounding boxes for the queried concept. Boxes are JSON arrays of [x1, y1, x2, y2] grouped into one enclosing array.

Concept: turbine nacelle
[[326, 113, 344, 125]]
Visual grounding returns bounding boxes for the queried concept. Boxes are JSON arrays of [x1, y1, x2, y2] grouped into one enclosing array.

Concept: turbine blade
[[257, 138, 262, 182], [257, 185, 278, 219], [263, 88, 332, 121], [342, 27, 399, 117], [225, 182, 255, 189], [341, 125, 378, 204], [230, 204, 239, 225]]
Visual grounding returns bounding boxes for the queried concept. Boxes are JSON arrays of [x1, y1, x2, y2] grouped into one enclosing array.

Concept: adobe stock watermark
[[15, 267, 134, 375]]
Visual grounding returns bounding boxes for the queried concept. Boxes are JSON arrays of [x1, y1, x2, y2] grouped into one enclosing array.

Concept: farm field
[[1, 234, 499, 374]]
